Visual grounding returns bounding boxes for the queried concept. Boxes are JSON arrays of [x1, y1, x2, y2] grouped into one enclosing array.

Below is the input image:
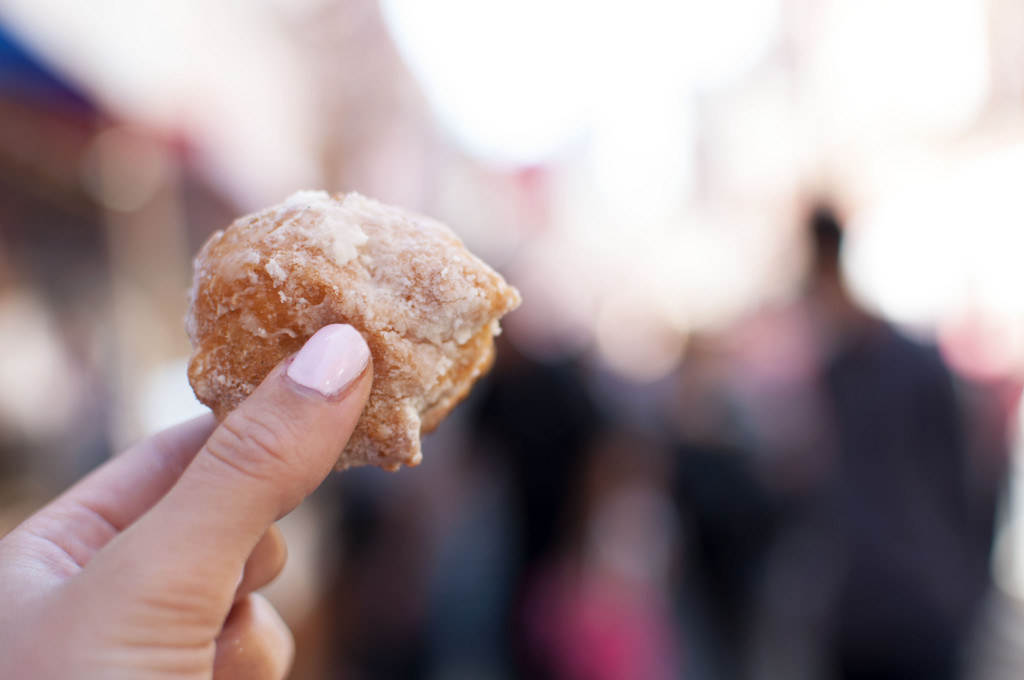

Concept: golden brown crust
[[186, 191, 520, 470]]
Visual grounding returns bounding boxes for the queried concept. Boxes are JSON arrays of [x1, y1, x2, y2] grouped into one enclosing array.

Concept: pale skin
[[0, 324, 372, 680]]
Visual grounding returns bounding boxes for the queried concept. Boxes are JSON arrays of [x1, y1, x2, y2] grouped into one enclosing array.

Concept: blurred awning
[[0, 21, 91, 110], [0, 0, 323, 208]]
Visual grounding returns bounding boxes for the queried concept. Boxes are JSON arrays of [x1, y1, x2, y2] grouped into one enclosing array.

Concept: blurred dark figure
[[799, 205, 986, 680], [314, 336, 606, 680], [325, 474, 431, 680], [473, 336, 606, 568], [669, 339, 781, 680], [470, 335, 606, 679], [521, 425, 683, 680]]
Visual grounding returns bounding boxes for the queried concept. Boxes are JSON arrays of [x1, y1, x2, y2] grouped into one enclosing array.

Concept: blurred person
[[522, 426, 683, 680], [323, 469, 432, 680], [472, 335, 606, 571], [810, 205, 981, 680], [668, 338, 781, 680], [282, 334, 608, 680], [470, 334, 606, 677], [421, 410, 518, 680], [744, 205, 987, 680], [0, 324, 372, 680]]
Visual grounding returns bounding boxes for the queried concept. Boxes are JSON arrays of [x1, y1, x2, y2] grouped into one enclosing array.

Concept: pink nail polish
[[286, 324, 369, 397]]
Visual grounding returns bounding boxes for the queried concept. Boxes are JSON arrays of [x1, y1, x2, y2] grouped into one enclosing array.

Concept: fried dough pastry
[[186, 191, 520, 470]]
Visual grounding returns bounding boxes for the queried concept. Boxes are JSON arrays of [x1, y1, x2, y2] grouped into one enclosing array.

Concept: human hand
[[0, 324, 372, 680]]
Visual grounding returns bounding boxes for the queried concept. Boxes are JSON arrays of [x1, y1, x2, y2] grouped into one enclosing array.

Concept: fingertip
[[214, 594, 294, 680], [285, 324, 371, 399], [235, 525, 288, 603]]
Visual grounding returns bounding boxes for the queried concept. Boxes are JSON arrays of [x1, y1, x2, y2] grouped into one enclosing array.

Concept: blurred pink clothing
[[525, 565, 682, 680]]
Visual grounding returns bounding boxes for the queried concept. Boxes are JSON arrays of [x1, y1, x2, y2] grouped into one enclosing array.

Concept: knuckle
[[204, 411, 297, 488], [129, 583, 225, 632]]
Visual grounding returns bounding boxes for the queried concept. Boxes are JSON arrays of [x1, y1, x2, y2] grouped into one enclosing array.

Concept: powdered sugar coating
[[186, 192, 520, 470]]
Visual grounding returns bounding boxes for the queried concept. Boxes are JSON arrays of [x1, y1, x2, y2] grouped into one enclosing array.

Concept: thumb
[[81, 324, 371, 625]]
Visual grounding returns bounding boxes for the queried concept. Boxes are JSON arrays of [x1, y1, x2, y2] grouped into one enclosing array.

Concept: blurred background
[[2, 0, 1024, 678]]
